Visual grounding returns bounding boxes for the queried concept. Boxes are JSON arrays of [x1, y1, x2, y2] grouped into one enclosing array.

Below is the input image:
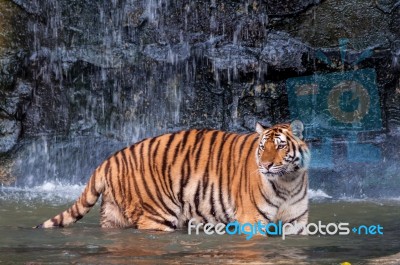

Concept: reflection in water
[[0, 190, 399, 264]]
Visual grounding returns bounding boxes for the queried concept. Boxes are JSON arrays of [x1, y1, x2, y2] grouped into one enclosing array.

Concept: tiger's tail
[[35, 168, 105, 228]]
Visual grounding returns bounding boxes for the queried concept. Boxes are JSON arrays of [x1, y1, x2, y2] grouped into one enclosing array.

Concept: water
[[1, 184, 399, 264]]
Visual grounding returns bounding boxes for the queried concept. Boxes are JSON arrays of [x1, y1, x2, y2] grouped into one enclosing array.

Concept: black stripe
[[287, 209, 308, 224], [193, 130, 209, 171], [290, 172, 305, 196], [178, 162, 186, 205], [178, 150, 192, 206], [291, 184, 308, 205], [226, 134, 239, 205], [193, 181, 206, 222], [189, 204, 195, 220], [237, 134, 251, 197], [124, 150, 135, 205], [216, 133, 230, 222], [215, 133, 228, 174], [72, 205, 84, 221], [273, 181, 290, 196], [147, 139, 179, 219], [209, 184, 216, 217], [249, 190, 271, 222], [131, 152, 144, 204], [120, 150, 130, 205], [258, 183, 279, 209], [191, 129, 206, 156], [202, 162, 210, 199], [207, 131, 219, 170], [243, 136, 259, 193], [172, 131, 188, 165], [172, 141, 182, 166], [268, 180, 287, 201], [138, 144, 170, 217], [51, 217, 63, 228], [153, 140, 176, 204], [143, 203, 162, 216], [82, 201, 95, 208], [147, 215, 177, 230], [201, 131, 219, 198], [130, 145, 139, 171], [113, 155, 124, 199], [239, 134, 255, 154], [90, 172, 101, 198], [180, 130, 191, 150], [82, 182, 97, 208], [237, 165, 244, 207], [105, 159, 117, 201], [245, 138, 255, 193], [128, 148, 140, 199], [167, 165, 179, 205], [162, 133, 177, 178]]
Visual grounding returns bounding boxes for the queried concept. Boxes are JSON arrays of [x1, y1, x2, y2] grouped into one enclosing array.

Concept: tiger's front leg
[[277, 203, 309, 236]]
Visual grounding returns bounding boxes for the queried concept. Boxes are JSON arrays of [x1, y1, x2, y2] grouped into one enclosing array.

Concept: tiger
[[36, 120, 310, 235]]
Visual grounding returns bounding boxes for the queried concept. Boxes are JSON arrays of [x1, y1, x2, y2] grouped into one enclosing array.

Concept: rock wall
[[1, 0, 399, 198]]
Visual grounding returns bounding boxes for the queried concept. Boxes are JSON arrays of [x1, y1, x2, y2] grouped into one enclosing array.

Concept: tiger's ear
[[290, 120, 304, 140], [256, 122, 265, 135]]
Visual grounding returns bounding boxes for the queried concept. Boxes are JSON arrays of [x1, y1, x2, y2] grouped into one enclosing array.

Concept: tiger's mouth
[[258, 165, 289, 177], [259, 161, 304, 178]]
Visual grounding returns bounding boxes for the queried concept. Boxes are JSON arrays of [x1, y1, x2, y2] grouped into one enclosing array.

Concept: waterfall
[[0, 0, 399, 199]]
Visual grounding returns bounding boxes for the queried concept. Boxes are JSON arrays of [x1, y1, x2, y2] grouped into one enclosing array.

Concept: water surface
[[1, 185, 399, 264]]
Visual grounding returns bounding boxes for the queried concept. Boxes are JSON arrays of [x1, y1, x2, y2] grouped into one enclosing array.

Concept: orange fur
[[37, 121, 310, 233]]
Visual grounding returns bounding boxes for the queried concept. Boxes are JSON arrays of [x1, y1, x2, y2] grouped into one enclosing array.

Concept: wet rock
[[205, 44, 259, 71], [0, 80, 33, 153], [0, 154, 15, 185], [261, 32, 311, 72], [1, 80, 32, 116], [264, 0, 321, 16], [29, 45, 139, 70], [11, 0, 40, 15], [0, 0, 29, 157], [375, 0, 400, 13], [0, 1, 28, 90], [0, 52, 22, 90], [0, 118, 20, 153], [144, 43, 190, 63], [276, 0, 393, 49], [390, 6, 400, 37]]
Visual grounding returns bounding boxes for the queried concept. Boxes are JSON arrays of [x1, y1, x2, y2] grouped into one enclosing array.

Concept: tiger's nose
[[262, 162, 273, 169]]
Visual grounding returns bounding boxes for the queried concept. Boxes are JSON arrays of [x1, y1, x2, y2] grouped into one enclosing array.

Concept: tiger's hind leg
[[100, 201, 132, 228], [136, 214, 178, 232]]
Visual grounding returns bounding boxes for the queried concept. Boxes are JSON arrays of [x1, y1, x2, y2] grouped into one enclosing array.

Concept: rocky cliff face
[[1, 0, 399, 198]]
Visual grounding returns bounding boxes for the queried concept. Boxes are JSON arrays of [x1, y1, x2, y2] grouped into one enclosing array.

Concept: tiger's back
[[37, 122, 310, 233]]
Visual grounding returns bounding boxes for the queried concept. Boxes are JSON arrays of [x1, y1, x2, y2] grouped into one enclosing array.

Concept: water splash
[[0, 181, 85, 205], [0, 182, 332, 206], [309, 189, 333, 200]]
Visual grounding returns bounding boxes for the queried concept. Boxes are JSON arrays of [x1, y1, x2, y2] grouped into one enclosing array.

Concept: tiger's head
[[255, 120, 310, 179]]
